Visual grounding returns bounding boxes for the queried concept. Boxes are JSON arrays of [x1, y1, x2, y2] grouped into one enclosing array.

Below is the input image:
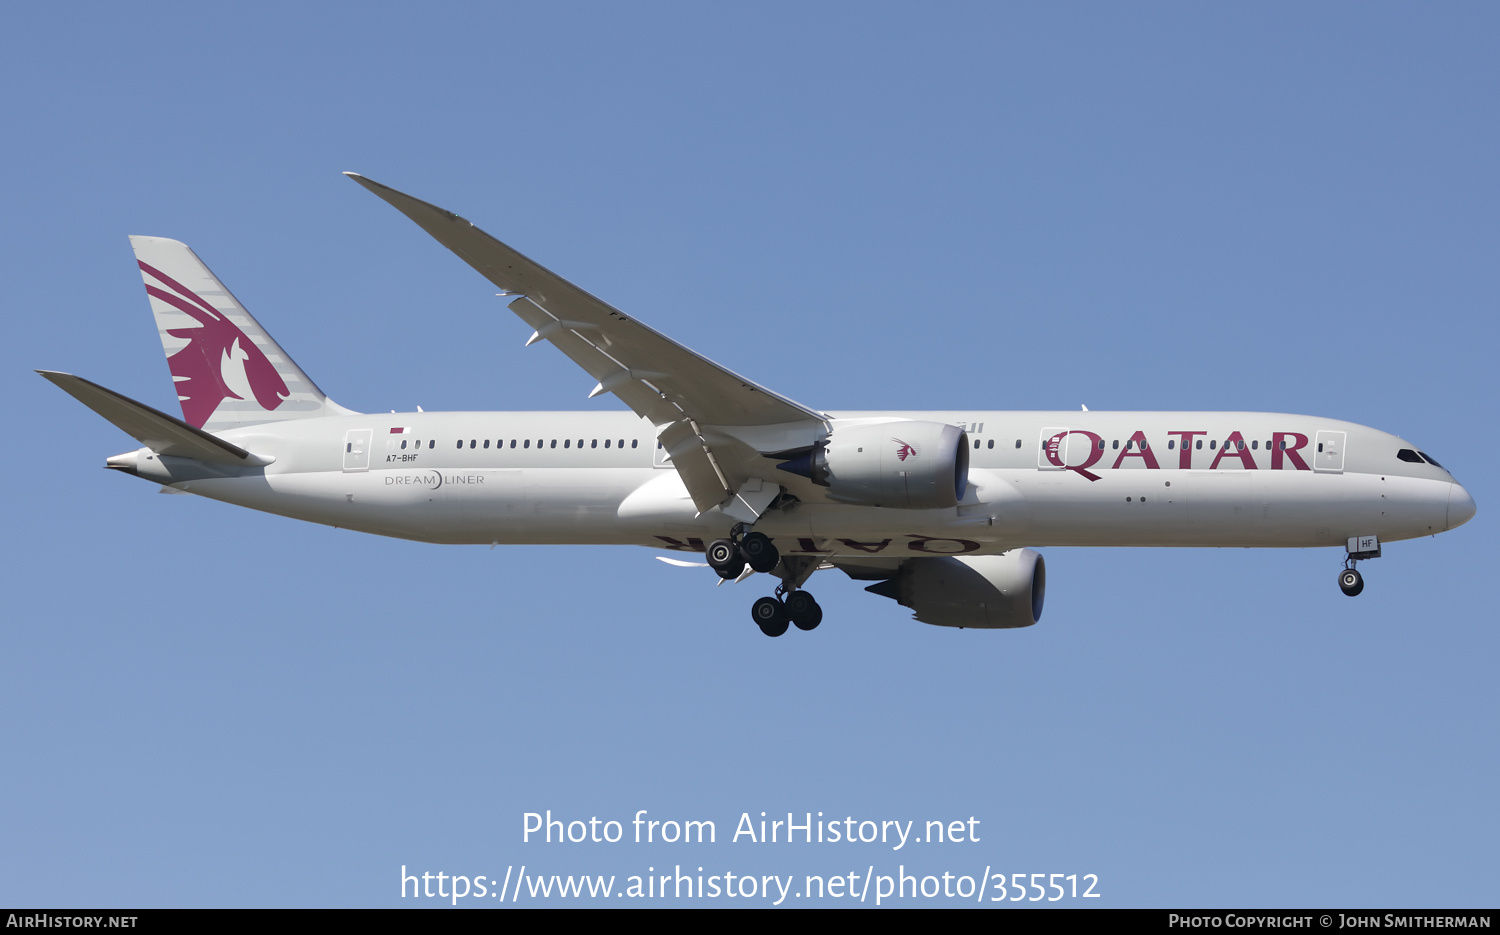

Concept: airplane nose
[[1448, 483, 1476, 530]]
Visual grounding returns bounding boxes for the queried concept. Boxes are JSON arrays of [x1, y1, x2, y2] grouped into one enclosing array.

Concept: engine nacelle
[[866, 550, 1046, 629], [779, 421, 969, 509]]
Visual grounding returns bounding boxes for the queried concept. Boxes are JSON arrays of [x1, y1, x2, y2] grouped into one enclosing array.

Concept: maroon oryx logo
[[140, 260, 289, 428], [893, 438, 917, 461]]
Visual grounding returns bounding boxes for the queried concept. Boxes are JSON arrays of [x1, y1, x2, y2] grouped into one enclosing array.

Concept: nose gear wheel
[[1338, 567, 1364, 597]]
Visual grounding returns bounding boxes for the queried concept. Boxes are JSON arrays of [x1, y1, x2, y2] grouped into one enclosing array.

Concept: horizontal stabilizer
[[38, 371, 271, 466]]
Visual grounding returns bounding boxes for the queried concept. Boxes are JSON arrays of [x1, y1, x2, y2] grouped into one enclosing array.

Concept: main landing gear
[[706, 530, 779, 580], [750, 586, 823, 637], [1338, 535, 1380, 597], [706, 527, 823, 637]]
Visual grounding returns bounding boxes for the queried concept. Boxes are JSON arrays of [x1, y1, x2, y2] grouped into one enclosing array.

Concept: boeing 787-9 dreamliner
[[40, 174, 1477, 637]]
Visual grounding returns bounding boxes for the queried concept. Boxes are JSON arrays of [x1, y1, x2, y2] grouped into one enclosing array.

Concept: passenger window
[[604, 439, 611, 448], [1236, 441, 1245, 451], [987, 439, 994, 449], [1097, 439, 1106, 450], [564, 439, 570, 448], [1112, 440, 1119, 449], [483, 439, 490, 449], [1014, 439, 1021, 448], [550, 439, 557, 448], [591, 439, 597, 448], [973, 439, 980, 449], [631, 440, 637, 448], [455, 440, 462, 449], [470, 439, 476, 448], [509, 440, 516, 448], [524, 439, 531, 449], [1168, 440, 1176, 449], [401, 440, 407, 450], [1251, 440, 1258, 450]]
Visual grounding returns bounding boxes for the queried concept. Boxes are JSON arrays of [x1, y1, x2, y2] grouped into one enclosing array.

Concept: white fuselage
[[124, 409, 1473, 562]]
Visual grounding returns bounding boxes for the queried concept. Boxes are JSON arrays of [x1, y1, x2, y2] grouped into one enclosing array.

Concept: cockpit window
[[1418, 451, 1444, 468], [1396, 449, 1424, 463]]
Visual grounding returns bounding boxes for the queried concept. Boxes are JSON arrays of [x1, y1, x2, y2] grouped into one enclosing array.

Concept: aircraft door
[[343, 428, 372, 472], [1037, 426, 1072, 470], [1314, 430, 1346, 473]]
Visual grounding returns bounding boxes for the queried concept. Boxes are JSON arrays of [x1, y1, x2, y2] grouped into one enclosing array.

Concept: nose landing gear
[[1338, 566, 1364, 597], [1338, 535, 1380, 597]]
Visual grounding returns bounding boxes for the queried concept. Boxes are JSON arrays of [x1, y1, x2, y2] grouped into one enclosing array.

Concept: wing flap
[[508, 297, 678, 424], [658, 419, 732, 513]]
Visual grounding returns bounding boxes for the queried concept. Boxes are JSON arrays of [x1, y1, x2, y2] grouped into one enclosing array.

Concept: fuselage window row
[[446, 438, 640, 453], [428, 434, 1439, 466]]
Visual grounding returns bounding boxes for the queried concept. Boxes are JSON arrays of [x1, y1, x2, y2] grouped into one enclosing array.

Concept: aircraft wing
[[347, 173, 827, 514]]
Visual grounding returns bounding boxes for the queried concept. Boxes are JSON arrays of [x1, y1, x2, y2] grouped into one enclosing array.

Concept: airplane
[[40, 174, 1477, 637]]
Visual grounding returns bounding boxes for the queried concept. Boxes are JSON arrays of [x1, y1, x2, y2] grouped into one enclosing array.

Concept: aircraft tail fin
[[129, 236, 356, 432]]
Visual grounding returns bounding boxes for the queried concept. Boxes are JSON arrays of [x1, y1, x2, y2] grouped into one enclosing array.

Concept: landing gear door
[[1314, 430, 1346, 473], [1037, 427, 1071, 470], [343, 428, 372, 472]]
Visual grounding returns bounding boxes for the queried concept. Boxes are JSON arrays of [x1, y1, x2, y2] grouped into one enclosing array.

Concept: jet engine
[[865, 550, 1046, 629], [777, 421, 969, 509]]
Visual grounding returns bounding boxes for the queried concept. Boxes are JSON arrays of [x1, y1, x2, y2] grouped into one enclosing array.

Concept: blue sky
[[2, 2, 1495, 908]]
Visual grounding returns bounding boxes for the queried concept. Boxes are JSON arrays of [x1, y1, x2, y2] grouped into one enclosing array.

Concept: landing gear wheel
[[714, 558, 746, 580], [706, 538, 745, 580], [786, 590, 823, 631], [706, 538, 738, 567], [1339, 568, 1364, 597], [740, 532, 780, 574], [752, 596, 789, 637]]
